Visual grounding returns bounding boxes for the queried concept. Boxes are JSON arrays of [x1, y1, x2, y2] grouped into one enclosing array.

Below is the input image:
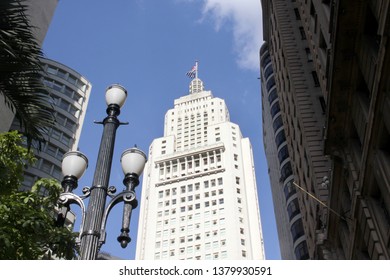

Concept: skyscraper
[[136, 68, 265, 260], [261, 0, 390, 259]]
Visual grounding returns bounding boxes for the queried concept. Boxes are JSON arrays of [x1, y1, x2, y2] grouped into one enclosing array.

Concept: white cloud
[[199, 0, 263, 71]]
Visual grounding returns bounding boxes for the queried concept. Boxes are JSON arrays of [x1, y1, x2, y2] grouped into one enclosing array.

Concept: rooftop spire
[[187, 61, 204, 94]]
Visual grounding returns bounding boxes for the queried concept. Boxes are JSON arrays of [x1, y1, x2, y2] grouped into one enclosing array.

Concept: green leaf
[[0, 132, 77, 259]]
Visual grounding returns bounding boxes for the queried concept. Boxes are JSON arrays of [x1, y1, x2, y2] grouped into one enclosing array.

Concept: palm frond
[[0, 0, 55, 148]]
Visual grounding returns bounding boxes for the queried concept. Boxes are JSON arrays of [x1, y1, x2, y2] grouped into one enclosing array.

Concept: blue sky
[[42, 0, 281, 260]]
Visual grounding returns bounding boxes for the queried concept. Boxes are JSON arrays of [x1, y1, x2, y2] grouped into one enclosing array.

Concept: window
[[281, 162, 293, 182], [273, 115, 283, 132], [46, 144, 57, 157], [312, 71, 320, 87], [47, 66, 57, 75], [305, 48, 313, 62], [294, 8, 301, 20], [270, 102, 281, 118], [319, 96, 326, 114], [266, 77, 276, 91], [264, 65, 273, 80], [278, 145, 289, 164], [295, 241, 309, 259], [291, 219, 305, 242], [268, 89, 278, 105], [58, 99, 69, 111], [299, 27, 306, 39], [65, 120, 76, 131], [68, 75, 77, 85], [275, 130, 286, 148], [284, 181, 296, 201], [287, 198, 300, 221], [61, 134, 72, 146], [52, 166, 61, 178]]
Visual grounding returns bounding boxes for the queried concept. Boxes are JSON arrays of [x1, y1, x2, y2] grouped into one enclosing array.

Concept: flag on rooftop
[[186, 62, 198, 79]]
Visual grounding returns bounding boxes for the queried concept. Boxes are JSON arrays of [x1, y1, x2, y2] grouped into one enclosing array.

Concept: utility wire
[[292, 181, 351, 222]]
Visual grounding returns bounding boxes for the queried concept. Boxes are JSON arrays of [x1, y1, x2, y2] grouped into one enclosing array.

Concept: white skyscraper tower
[[136, 64, 265, 260]]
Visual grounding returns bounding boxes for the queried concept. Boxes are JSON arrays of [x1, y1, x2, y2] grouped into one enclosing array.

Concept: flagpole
[[195, 60, 198, 80]]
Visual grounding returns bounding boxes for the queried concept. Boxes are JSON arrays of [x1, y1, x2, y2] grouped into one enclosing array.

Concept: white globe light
[[62, 151, 88, 179], [105, 84, 127, 108], [120, 147, 147, 176]]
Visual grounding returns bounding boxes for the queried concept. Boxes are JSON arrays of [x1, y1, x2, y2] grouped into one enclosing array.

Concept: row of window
[[40, 159, 62, 180], [46, 65, 88, 92], [55, 113, 77, 132], [158, 189, 225, 206], [155, 242, 248, 260], [157, 197, 226, 212], [158, 178, 224, 199], [52, 96, 80, 117], [158, 152, 223, 178], [50, 127, 73, 147], [44, 78, 85, 104]]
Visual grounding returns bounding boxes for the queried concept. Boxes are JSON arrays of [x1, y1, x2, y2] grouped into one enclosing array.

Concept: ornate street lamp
[[57, 84, 147, 260]]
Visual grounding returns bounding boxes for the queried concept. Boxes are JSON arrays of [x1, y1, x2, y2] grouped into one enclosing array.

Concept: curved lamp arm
[[99, 173, 140, 249], [58, 192, 87, 245]]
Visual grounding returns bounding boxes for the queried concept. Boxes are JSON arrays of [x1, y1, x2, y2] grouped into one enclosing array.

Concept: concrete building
[[11, 57, 91, 190], [260, 44, 309, 260], [260, 0, 390, 259], [136, 74, 265, 260]]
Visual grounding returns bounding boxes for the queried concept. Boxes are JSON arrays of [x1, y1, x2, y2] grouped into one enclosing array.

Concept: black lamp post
[[57, 84, 147, 260]]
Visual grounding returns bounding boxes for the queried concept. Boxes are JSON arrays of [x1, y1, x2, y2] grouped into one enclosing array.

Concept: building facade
[[260, 44, 309, 260], [11, 57, 91, 190], [136, 76, 265, 260], [261, 0, 390, 259]]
